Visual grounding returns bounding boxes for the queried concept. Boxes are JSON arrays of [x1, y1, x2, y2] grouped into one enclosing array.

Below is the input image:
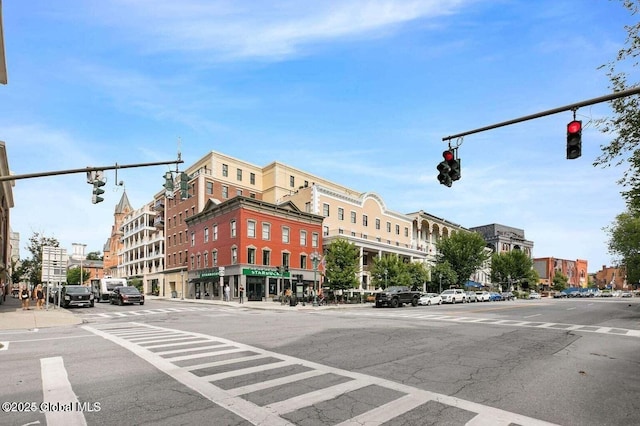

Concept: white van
[[91, 278, 128, 303]]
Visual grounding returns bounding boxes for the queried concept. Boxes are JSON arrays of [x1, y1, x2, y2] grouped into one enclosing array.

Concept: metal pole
[[442, 86, 640, 141], [181, 270, 185, 300]]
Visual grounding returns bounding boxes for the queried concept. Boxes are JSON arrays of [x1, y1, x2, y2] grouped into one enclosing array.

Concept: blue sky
[[0, 0, 633, 273]]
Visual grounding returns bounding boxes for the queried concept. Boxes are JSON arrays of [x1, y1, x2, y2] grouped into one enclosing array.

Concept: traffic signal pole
[[441, 86, 640, 142]]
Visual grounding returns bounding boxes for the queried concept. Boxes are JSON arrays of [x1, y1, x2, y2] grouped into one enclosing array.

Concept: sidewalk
[[0, 294, 83, 331], [0, 293, 372, 332]]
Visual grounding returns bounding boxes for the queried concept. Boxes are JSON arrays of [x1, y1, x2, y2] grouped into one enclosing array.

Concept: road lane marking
[[40, 357, 87, 426], [84, 322, 559, 426]]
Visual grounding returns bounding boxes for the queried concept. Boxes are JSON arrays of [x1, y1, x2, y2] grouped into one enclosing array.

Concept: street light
[[180, 270, 185, 300], [310, 251, 321, 307]]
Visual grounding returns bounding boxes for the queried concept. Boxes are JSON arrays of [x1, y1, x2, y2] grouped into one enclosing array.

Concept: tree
[[21, 232, 60, 285], [553, 272, 569, 292], [594, 1, 640, 210], [430, 261, 458, 292], [323, 239, 360, 291], [605, 210, 640, 284], [86, 251, 103, 261], [371, 254, 412, 289], [66, 267, 92, 285], [436, 231, 491, 287], [406, 261, 429, 291], [490, 250, 534, 290]]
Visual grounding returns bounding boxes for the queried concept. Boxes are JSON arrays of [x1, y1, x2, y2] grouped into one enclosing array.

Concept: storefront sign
[[242, 268, 289, 277]]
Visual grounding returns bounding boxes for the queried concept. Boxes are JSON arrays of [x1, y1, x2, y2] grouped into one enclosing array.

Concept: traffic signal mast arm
[[441, 87, 640, 142], [0, 158, 184, 182]]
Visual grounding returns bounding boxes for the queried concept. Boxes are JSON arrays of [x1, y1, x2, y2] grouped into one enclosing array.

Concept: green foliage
[[594, 0, 640, 210], [606, 211, 640, 283], [436, 231, 490, 287], [66, 267, 92, 285], [86, 251, 103, 261], [490, 250, 534, 289], [553, 272, 569, 292], [371, 254, 412, 289], [129, 278, 143, 292], [406, 261, 429, 291], [324, 239, 360, 291], [430, 261, 458, 291], [22, 232, 60, 285]]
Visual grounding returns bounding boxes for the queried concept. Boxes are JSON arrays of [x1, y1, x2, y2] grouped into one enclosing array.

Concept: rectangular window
[[236, 189, 243, 196], [204, 227, 209, 243], [262, 223, 271, 240], [300, 254, 307, 269], [206, 181, 214, 195], [213, 224, 218, 240], [204, 252, 208, 267], [222, 186, 228, 199], [231, 247, 237, 264], [376, 218, 381, 230], [395, 224, 400, 235], [247, 220, 256, 238], [300, 230, 307, 246], [249, 193, 256, 198], [282, 252, 290, 268], [230, 220, 236, 237], [312, 232, 319, 248], [237, 168, 243, 181], [338, 208, 344, 221], [282, 226, 290, 243], [290, 175, 295, 187], [362, 215, 368, 227], [323, 226, 329, 236], [262, 249, 271, 266], [247, 247, 256, 264], [404, 227, 409, 237], [322, 203, 330, 217], [386, 222, 391, 232], [212, 250, 218, 266], [222, 164, 228, 177], [350, 211, 356, 224], [250, 172, 256, 185]]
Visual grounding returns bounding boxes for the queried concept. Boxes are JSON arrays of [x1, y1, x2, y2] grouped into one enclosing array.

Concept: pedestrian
[[35, 284, 45, 310], [239, 285, 244, 304], [224, 284, 230, 302], [20, 284, 30, 310]]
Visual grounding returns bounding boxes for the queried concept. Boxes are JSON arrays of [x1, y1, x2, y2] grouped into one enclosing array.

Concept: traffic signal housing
[[566, 120, 582, 159], [437, 150, 461, 186], [179, 172, 190, 200], [91, 172, 106, 204], [163, 172, 175, 199]]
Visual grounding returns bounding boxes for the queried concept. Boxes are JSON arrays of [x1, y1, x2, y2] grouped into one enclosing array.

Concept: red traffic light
[[567, 120, 582, 134], [442, 150, 454, 161]]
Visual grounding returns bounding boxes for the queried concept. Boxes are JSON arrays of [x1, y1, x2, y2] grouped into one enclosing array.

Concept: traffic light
[[276, 266, 281, 274], [449, 157, 461, 182], [566, 120, 582, 159], [179, 172, 190, 200], [437, 151, 453, 187], [91, 172, 106, 204], [163, 172, 175, 199], [284, 265, 289, 273]]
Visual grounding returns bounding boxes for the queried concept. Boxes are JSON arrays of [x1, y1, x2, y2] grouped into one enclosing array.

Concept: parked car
[[489, 292, 503, 301], [110, 286, 145, 305], [475, 291, 490, 302], [60, 285, 95, 308], [501, 291, 515, 301], [553, 291, 568, 298], [464, 291, 477, 302], [620, 291, 633, 298], [418, 293, 442, 306], [440, 288, 465, 304], [599, 290, 613, 297], [529, 291, 541, 299], [374, 286, 421, 308]]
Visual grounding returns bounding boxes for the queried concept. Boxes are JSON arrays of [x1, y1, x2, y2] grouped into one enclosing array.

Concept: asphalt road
[[1, 297, 638, 425]]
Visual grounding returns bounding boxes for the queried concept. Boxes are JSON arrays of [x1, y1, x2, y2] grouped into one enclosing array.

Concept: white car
[[529, 291, 541, 299], [475, 291, 490, 302], [418, 293, 442, 306], [440, 289, 465, 304]]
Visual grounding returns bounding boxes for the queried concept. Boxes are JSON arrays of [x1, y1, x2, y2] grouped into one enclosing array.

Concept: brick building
[[185, 196, 324, 301], [533, 257, 588, 290]]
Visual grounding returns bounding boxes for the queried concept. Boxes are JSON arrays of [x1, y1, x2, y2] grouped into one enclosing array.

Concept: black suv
[[60, 285, 95, 308], [110, 286, 145, 306]]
